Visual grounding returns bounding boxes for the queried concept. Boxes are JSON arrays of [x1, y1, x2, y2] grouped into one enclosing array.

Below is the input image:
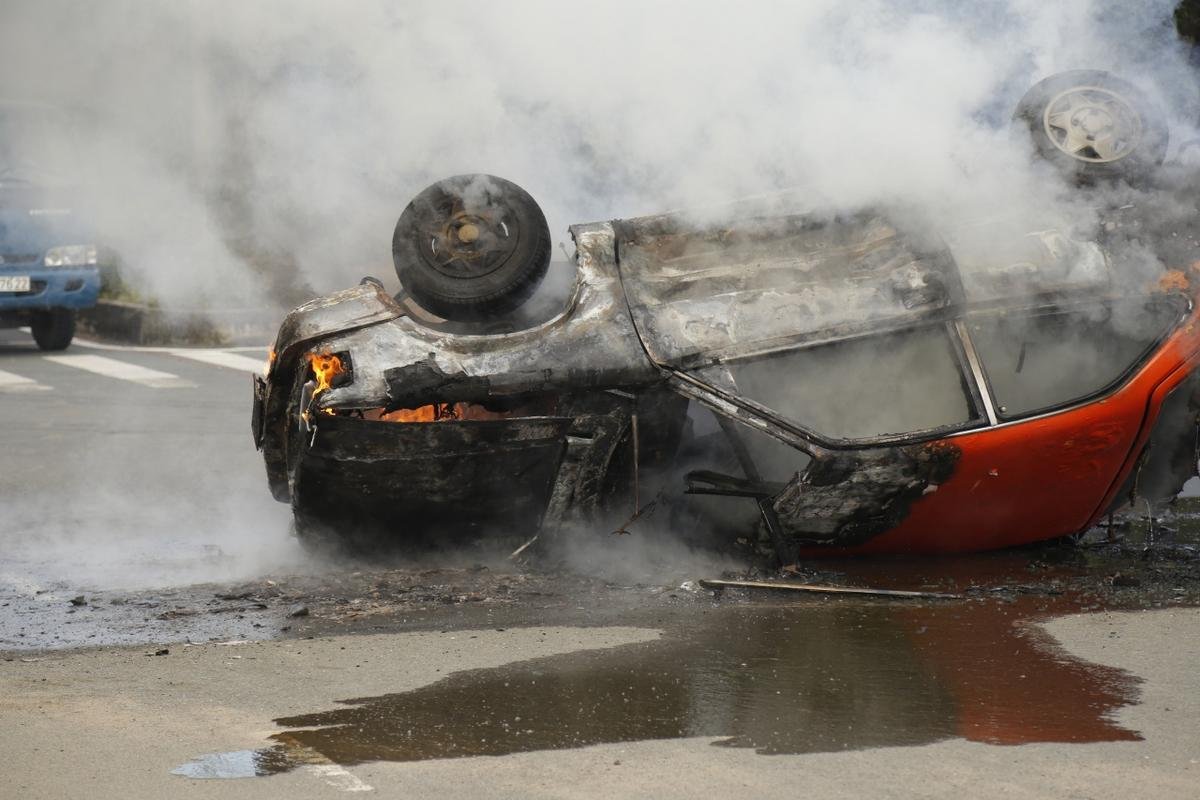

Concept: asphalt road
[[0, 327, 302, 598], [2, 327, 1199, 798]]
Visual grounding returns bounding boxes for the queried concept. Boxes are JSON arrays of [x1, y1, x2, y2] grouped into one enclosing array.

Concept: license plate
[[0, 276, 31, 292]]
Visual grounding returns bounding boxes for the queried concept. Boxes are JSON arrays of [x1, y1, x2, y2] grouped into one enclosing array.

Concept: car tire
[[392, 174, 551, 322], [31, 308, 75, 351], [1014, 70, 1169, 182]]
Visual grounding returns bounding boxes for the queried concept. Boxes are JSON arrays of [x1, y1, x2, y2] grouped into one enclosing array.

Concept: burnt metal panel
[[312, 223, 658, 411], [942, 223, 1111, 306], [271, 282, 405, 373], [614, 211, 955, 368], [670, 367, 962, 551], [258, 281, 406, 498], [293, 414, 572, 546], [772, 442, 961, 548]]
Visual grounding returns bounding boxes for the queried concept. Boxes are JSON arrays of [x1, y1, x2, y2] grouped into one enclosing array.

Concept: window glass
[[968, 298, 1182, 419], [717, 326, 975, 441]]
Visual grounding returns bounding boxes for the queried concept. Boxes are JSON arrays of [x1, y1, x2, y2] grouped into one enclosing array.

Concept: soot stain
[[174, 599, 1141, 779]]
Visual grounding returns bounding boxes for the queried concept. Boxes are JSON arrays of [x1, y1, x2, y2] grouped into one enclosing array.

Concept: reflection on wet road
[[176, 598, 1140, 779]]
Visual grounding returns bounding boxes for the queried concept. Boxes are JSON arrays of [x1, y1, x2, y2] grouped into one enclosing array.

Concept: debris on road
[[214, 590, 256, 601]]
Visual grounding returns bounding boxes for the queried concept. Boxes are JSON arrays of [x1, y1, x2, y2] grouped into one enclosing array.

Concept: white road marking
[[69, 332, 270, 353], [303, 764, 374, 793], [13, 328, 270, 354], [0, 368, 51, 393], [169, 349, 268, 374], [44, 354, 197, 388]]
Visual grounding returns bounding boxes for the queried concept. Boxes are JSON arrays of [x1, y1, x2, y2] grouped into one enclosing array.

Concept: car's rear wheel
[[31, 308, 75, 351], [392, 174, 552, 322], [1014, 70, 1168, 182]]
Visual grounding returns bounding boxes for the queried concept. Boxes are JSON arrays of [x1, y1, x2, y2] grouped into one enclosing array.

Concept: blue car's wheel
[[31, 308, 75, 351]]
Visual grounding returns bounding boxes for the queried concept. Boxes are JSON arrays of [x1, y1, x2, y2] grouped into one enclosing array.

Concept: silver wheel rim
[[1042, 85, 1143, 163]]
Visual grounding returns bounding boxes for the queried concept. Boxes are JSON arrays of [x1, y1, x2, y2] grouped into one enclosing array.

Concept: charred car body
[[253, 71, 1200, 559]]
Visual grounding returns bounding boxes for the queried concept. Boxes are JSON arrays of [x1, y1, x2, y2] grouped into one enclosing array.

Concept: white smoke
[[1, 0, 1196, 308]]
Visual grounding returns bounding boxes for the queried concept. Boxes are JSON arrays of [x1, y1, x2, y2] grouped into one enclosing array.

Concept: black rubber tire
[[392, 174, 551, 321], [31, 308, 75, 351], [1014, 70, 1169, 183]]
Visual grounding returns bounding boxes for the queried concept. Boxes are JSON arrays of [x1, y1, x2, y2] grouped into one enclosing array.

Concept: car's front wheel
[[31, 308, 76, 351]]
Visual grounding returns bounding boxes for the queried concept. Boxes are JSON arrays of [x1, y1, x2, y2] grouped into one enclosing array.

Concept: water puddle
[[176, 598, 1141, 778], [173, 750, 282, 779]]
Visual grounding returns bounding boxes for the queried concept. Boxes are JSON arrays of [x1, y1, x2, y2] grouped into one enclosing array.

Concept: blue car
[[0, 101, 101, 350]]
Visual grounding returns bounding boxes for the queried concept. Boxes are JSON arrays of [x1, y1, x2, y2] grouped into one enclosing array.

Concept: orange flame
[[304, 352, 346, 419], [368, 399, 546, 424], [307, 352, 344, 394], [380, 403, 460, 423]]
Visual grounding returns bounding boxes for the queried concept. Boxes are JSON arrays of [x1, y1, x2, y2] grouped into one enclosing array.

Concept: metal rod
[[631, 411, 640, 512], [953, 319, 999, 426], [698, 578, 963, 600]]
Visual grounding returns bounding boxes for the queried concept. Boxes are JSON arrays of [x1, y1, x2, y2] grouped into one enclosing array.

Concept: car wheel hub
[[1042, 86, 1143, 163], [426, 211, 519, 279]]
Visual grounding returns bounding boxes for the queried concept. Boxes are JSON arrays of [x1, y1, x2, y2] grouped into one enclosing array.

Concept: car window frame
[[683, 319, 992, 450], [676, 293, 1189, 452], [961, 294, 1190, 424]]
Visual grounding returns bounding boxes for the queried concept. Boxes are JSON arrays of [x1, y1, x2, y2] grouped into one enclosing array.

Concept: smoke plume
[[1, 0, 1196, 308]]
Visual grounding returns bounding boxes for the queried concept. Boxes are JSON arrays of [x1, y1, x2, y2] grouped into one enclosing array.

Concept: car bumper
[[291, 413, 573, 544], [0, 268, 100, 310]]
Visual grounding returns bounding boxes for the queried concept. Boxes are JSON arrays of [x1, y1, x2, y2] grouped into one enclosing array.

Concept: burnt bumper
[[292, 414, 572, 546]]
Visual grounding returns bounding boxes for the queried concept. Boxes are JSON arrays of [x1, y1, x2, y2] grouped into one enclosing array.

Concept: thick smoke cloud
[[2, 0, 1196, 309]]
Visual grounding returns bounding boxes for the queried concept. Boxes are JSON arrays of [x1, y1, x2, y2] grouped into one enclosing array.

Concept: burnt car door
[[613, 210, 1192, 556]]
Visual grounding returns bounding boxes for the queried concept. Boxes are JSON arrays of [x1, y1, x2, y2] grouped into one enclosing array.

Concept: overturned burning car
[[253, 71, 1200, 560]]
